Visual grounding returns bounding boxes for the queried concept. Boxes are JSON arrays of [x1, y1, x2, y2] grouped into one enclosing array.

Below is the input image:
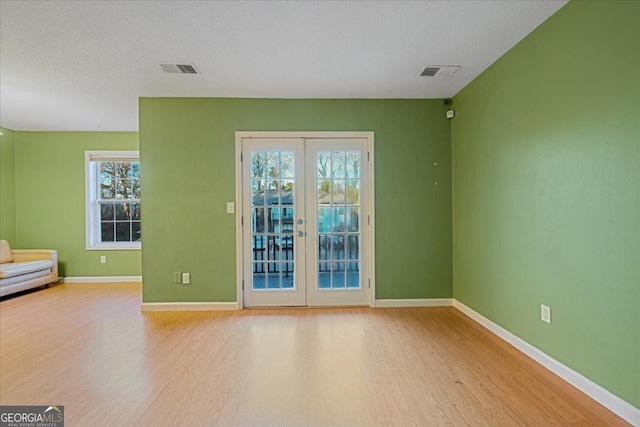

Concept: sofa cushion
[[0, 240, 13, 263], [0, 260, 53, 279], [0, 269, 52, 289]]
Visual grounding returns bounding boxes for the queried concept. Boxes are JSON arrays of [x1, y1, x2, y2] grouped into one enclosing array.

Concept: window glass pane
[[252, 180, 265, 206], [100, 203, 114, 221], [332, 262, 346, 288], [116, 222, 131, 242], [332, 207, 345, 232], [115, 203, 130, 220], [101, 222, 115, 242], [127, 162, 140, 179], [100, 185, 114, 200], [251, 152, 265, 178], [132, 221, 141, 242], [131, 180, 141, 199], [346, 152, 360, 178], [347, 262, 360, 288], [347, 207, 359, 232], [253, 265, 266, 289], [99, 162, 115, 199], [347, 180, 359, 205], [317, 180, 330, 204], [317, 207, 331, 233], [332, 152, 346, 178], [266, 263, 280, 289], [131, 203, 141, 220], [266, 235, 278, 261], [281, 207, 294, 233], [100, 162, 114, 179], [281, 179, 294, 192], [115, 162, 131, 180], [281, 180, 294, 205], [277, 234, 293, 249], [317, 152, 331, 178], [347, 235, 359, 260], [281, 151, 294, 178], [266, 180, 279, 205], [266, 152, 279, 179], [252, 236, 265, 261], [267, 207, 279, 233], [331, 180, 345, 205], [332, 235, 345, 260], [318, 263, 330, 289], [115, 179, 129, 199], [282, 263, 294, 289], [319, 235, 332, 261], [252, 207, 265, 233]]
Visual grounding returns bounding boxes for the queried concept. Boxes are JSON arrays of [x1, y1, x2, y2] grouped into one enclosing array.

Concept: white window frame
[[85, 151, 141, 250]]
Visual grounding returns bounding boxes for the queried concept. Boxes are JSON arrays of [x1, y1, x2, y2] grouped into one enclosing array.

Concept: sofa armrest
[[11, 250, 59, 278]]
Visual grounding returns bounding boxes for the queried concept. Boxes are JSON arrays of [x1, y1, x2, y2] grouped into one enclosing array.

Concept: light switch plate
[[226, 202, 235, 213]]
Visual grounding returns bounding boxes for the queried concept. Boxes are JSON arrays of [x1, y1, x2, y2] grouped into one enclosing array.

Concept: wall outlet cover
[[182, 272, 190, 284], [541, 304, 551, 324], [174, 272, 182, 284]]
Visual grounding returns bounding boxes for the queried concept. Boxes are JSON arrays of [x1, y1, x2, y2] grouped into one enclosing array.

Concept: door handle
[[296, 231, 304, 237]]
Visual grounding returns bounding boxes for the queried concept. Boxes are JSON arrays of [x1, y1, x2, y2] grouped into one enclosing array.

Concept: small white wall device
[[446, 110, 455, 119]]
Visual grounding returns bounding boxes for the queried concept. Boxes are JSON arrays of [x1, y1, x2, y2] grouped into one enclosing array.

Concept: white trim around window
[[85, 151, 141, 250]]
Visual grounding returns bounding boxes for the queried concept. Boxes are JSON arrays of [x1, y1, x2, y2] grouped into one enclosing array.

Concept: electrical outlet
[[174, 272, 182, 284], [182, 273, 190, 284], [100, 256, 106, 264], [226, 202, 235, 214], [541, 304, 551, 324]]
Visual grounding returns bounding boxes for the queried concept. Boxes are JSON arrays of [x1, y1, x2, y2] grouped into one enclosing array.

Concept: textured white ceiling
[[0, 1, 567, 131]]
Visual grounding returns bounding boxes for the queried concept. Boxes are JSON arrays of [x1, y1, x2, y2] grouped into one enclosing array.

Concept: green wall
[[452, 1, 639, 408], [1, 128, 17, 245], [139, 98, 452, 303], [14, 132, 142, 277]]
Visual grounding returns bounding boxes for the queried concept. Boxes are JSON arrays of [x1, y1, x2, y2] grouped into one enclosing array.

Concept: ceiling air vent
[[419, 66, 461, 78], [157, 63, 199, 74]]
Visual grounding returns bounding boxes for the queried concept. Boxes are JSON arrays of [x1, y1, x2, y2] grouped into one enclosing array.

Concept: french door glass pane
[[251, 150, 296, 291], [347, 262, 360, 288], [317, 150, 361, 290]]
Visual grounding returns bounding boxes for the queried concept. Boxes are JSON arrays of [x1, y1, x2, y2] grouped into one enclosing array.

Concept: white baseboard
[[63, 276, 142, 283], [453, 299, 640, 426], [141, 302, 238, 311], [374, 298, 453, 307]]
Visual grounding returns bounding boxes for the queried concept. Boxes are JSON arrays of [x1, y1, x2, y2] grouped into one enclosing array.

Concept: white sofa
[[0, 240, 58, 297]]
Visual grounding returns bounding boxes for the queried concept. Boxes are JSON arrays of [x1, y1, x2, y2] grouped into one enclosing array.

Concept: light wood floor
[[0, 283, 629, 426]]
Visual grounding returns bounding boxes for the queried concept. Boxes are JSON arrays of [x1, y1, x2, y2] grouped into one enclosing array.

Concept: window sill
[[86, 244, 141, 251]]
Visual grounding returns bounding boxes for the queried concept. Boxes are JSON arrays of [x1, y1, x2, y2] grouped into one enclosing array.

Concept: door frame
[[235, 131, 376, 309]]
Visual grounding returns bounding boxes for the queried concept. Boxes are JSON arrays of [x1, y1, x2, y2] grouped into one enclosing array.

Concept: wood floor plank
[[0, 283, 630, 426]]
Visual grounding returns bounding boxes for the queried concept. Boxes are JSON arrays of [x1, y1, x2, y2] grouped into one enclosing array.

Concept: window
[[85, 151, 141, 250]]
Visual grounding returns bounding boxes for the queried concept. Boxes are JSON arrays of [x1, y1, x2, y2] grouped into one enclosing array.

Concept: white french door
[[238, 133, 373, 307]]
